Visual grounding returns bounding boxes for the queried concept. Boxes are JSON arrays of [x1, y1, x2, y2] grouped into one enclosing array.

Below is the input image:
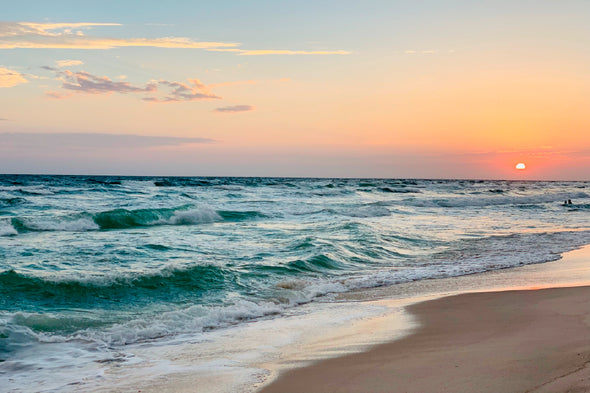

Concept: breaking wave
[[0, 264, 232, 311], [7, 206, 270, 233]]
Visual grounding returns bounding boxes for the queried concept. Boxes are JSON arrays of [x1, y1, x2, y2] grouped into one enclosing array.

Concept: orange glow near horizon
[[0, 4, 589, 179]]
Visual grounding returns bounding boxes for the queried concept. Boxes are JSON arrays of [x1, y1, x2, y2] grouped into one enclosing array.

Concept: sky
[[1, 1, 589, 180]]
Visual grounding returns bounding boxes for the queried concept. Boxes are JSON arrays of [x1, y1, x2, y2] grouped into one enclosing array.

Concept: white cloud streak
[[0, 22, 349, 55], [208, 48, 351, 56], [0, 22, 238, 50]]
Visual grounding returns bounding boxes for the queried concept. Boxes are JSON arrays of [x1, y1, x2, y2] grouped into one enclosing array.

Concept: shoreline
[[89, 245, 590, 393], [260, 285, 590, 393], [259, 245, 590, 393]]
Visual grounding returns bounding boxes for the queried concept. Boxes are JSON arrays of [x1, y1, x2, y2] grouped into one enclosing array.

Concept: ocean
[[1, 175, 589, 392]]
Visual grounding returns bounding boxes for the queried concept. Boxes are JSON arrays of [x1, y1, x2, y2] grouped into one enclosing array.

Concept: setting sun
[[516, 163, 526, 170]]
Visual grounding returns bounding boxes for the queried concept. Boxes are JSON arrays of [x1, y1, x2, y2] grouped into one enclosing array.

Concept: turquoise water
[[0, 175, 589, 390]]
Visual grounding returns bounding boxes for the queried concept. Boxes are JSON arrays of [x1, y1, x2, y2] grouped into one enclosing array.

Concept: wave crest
[[0, 220, 17, 236], [93, 206, 221, 229], [0, 264, 231, 309], [5, 205, 267, 233]]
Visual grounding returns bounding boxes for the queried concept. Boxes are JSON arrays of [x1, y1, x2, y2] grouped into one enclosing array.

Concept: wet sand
[[259, 245, 590, 393], [260, 285, 590, 393]]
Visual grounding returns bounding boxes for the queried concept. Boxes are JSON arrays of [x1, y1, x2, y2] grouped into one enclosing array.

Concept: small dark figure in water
[[568, 199, 573, 205]]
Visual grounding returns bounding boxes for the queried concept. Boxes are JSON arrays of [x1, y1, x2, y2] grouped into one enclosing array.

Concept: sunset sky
[[1, 1, 589, 179]]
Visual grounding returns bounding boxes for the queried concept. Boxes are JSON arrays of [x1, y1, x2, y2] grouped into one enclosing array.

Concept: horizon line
[[0, 172, 587, 182]]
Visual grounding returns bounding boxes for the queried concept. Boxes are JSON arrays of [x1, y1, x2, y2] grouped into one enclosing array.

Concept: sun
[[515, 163, 526, 170]]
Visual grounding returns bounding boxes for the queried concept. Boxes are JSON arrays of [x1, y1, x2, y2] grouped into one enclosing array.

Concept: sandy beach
[[261, 284, 590, 393]]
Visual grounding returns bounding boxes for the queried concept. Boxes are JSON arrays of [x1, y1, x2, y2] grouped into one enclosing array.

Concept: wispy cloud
[[51, 70, 156, 95], [0, 132, 213, 150], [144, 79, 220, 103], [44, 68, 222, 102], [0, 67, 28, 87], [213, 105, 255, 113], [56, 59, 83, 67], [239, 49, 350, 56], [209, 48, 350, 56], [0, 22, 348, 55], [10, 22, 120, 34], [0, 22, 238, 50]]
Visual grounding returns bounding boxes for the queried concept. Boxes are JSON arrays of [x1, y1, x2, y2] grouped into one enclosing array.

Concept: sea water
[[0, 175, 588, 391]]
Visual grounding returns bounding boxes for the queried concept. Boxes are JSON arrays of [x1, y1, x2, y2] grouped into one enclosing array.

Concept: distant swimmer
[[568, 199, 572, 205]]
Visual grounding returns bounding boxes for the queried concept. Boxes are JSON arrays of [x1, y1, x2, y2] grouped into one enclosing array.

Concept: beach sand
[[260, 285, 590, 393]]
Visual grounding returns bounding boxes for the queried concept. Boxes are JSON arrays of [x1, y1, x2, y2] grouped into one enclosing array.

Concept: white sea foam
[[339, 205, 391, 217], [406, 191, 589, 208], [3, 231, 590, 393], [2, 299, 413, 393], [340, 230, 590, 291], [165, 206, 222, 225], [61, 299, 283, 347], [60, 232, 590, 346], [0, 185, 54, 195], [0, 315, 114, 393], [2, 177, 589, 393], [120, 179, 156, 188], [14, 206, 220, 233], [0, 220, 17, 236], [7, 230, 589, 350], [214, 185, 244, 191], [22, 216, 100, 232]]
